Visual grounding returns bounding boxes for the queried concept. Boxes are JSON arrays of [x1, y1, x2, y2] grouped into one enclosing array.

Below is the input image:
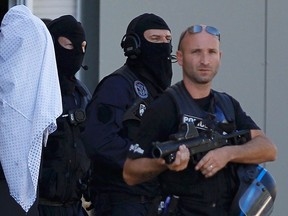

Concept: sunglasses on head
[[187, 25, 220, 41]]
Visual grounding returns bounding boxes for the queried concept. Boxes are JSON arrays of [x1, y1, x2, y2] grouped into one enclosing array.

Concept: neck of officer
[[183, 78, 212, 99]]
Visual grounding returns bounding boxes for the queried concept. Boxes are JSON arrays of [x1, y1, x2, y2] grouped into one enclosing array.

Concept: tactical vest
[[90, 65, 162, 196], [159, 81, 239, 204], [39, 80, 91, 203], [94, 65, 156, 100], [168, 81, 235, 127], [97, 65, 159, 141]]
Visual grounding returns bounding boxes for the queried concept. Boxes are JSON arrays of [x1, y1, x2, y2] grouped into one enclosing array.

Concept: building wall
[[8, 0, 288, 215], [266, 1, 288, 214], [98, 2, 287, 215], [32, 0, 77, 20]]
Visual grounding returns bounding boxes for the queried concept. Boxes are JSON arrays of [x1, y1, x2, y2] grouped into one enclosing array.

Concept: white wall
[[99, 0, 266, 126], [266, 1, 288, 214], [32, 0, 77, 20]]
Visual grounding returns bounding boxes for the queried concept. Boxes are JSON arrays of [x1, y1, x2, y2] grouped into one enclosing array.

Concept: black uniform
[[38, 81, 91, 212], [83, 65, 164, 216], [127, 81, 260, 216], [82, 13, 173, 216], [38, 15, 91, 216]]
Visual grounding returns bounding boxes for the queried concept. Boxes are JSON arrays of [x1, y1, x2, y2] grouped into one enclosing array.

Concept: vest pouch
[[39, 118, 91, 202], [39, 164, 75, 202], [68, 108, 86, 125]]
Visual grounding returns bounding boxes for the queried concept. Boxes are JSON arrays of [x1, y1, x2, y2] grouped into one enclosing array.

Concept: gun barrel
[[152, 136, 210, 159]]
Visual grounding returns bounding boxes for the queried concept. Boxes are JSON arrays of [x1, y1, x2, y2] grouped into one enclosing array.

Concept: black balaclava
[[125, 13, 172, 90], [48, 15, 86, 94]]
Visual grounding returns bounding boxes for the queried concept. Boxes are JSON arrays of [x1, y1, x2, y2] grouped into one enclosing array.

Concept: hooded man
[[81, 13, 173, 216], [0, 5, 62, 215], [38, 15, 91, 216]]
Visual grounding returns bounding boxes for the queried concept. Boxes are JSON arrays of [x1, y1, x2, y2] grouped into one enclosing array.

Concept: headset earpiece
[[121, 32, 141, 59]]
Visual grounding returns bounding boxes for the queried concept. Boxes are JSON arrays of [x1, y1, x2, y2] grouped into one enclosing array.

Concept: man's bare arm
[[195, 129, 277, 178], [123, 158, 166, 185], [123, 145, 191, 185], [224, 129, 277, 164]]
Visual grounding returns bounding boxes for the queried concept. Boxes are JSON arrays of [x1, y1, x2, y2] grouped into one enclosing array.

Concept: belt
[[109, 192, 157, 204], [39, 198, 78, 207]]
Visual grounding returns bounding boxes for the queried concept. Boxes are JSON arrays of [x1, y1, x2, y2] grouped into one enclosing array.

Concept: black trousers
[[38, 201, 88, 216], [0, 178, 39, 216], [91, 191, 161, 216]]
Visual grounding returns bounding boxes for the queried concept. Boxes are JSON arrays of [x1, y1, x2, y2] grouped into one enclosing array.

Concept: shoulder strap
[[166, 82, 236, 130], [75, 79, 91, 109], [92, 65, 140, 100], [212, 90, 235, 122], [166, 81, 207, 119], [113, 65, 138, 86]]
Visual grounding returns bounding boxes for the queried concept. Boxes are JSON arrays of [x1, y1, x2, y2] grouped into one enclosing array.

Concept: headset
[[120, 32, 141, 59], [120, 15, 143, 59]]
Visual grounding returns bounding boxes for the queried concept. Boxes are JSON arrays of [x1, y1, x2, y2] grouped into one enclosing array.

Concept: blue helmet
[[231, 164, 277, 216]]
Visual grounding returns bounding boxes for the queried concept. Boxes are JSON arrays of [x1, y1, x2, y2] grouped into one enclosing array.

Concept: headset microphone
[[81, 65, 88, 70], [168, 55, 177, 63]]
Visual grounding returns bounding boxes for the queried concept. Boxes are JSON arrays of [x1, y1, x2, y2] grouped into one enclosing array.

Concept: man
[[38, 15, 91, 216], [0, 5, 62, 215], [123, 24, 277, 215], [82, 13, 173, 215]]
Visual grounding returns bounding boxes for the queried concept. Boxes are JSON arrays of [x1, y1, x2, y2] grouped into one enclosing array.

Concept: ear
[[219, 50, 222, 66], [176, 50, 183, 66]]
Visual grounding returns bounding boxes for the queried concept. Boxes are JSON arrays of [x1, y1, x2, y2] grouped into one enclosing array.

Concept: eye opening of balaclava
[[124, 13, 173, 90], [48, 15, 86, 78]]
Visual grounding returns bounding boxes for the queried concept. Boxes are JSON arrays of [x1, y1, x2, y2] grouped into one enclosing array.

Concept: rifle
[[152, 122, 251, 164], [152, 123, 277, 215]]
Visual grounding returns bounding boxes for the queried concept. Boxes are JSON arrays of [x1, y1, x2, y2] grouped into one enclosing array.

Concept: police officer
[[123, 24, 277, 215], [38, 15, 91, 216], [82, 13, 173, 216]]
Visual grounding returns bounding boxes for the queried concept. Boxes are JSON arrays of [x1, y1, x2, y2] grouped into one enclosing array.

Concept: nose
[[200, 52, 209, 65]]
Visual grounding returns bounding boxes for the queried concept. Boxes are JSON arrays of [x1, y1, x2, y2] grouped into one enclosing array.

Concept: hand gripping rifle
[[151, 122, 251, 164], [152, 123, 277, 216]]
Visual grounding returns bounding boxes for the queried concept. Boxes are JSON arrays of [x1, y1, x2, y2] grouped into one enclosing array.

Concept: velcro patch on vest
[[182, 114, 208, 131], [138, 103, 146, 116], [129, 143, 144, 155], [134, 80, 148, 99]]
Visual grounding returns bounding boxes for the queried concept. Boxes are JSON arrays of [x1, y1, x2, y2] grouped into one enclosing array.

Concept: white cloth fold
[[0, 5, 62, 212]]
